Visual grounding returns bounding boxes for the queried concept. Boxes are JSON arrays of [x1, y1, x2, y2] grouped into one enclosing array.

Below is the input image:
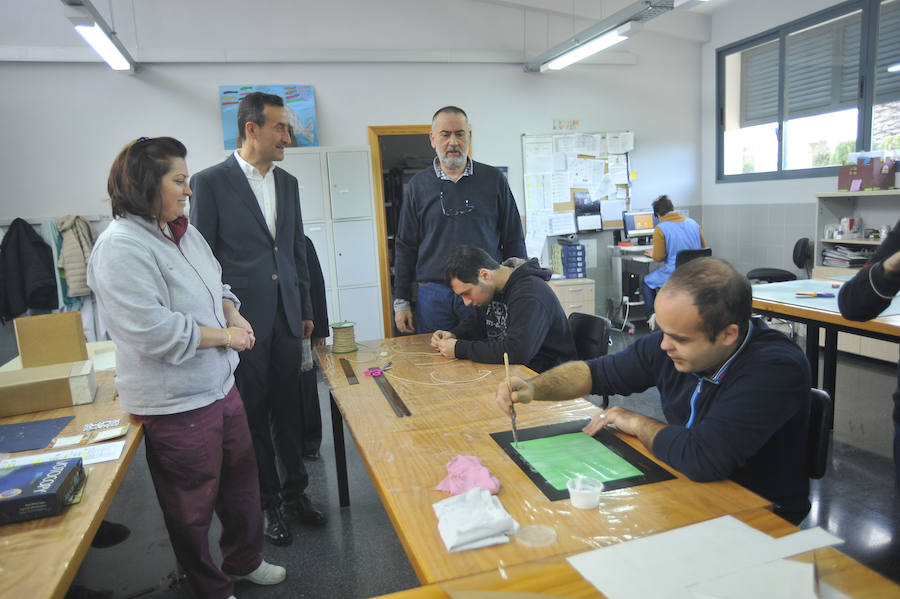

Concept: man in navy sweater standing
[[496, 258, 812, 524], [431, 245, 577, 373], [393, 106, 526, 335]]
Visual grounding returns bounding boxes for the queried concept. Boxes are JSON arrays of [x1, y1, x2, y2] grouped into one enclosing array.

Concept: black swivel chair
[[568, 312, 612, 408], [808, 388, 834, 479], [675, 247, 712, 268], [747, 238, 813, 283]]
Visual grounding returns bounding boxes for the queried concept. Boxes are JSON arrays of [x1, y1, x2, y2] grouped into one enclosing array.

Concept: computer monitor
[[622, 210, 658, 239]]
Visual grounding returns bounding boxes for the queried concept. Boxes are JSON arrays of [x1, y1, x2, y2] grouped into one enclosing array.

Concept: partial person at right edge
[[641, 194, 705, 318], [838, 218, 900, 485], [431, 245, 577, 373], [393, 106, 526, 335], [496, 258, 812, 524]]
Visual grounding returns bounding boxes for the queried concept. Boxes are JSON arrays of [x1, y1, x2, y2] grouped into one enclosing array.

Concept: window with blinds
[[717, 0, 899, 181]]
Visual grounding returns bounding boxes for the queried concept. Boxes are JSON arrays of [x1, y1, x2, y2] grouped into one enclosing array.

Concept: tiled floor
[[68, 325, 900, 597]]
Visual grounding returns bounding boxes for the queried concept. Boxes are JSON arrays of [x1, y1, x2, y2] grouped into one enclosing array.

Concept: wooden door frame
[[368, 125, 432, 339]]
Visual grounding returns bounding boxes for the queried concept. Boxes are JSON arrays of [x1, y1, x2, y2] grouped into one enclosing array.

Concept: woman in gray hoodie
[[87, 137, 285, 599]]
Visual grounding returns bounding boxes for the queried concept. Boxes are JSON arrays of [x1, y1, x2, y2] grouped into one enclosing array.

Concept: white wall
[[0, 30, 700, 221]]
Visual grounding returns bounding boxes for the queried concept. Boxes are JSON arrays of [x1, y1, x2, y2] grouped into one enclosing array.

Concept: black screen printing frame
[[490, 419, 675, 501]]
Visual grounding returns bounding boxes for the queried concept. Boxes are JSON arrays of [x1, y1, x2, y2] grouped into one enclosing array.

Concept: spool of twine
[[331, 321, 358, 353]]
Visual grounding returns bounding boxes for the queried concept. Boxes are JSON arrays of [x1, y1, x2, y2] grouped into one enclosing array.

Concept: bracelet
[[868, 263, 897, 300], [224, 328, 232, 351]]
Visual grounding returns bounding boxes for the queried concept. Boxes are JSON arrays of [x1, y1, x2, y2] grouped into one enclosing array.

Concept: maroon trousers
[[133, 386, 264, 599]]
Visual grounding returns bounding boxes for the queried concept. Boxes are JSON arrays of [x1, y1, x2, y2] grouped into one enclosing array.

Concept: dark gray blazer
[[190, 154, 312, 339]]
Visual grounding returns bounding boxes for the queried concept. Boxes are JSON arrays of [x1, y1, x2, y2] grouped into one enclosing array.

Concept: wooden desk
[[318, 336, 770, 584], [370, 508, 900, 599], [0, 369, 143, 599], [752, 281, 900, 413]]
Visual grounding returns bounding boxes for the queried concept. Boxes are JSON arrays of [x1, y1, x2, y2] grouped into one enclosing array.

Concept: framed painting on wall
[[219, 85, 318, 150]]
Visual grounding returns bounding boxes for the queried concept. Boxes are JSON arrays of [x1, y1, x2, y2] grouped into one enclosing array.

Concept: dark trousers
[[640, 280, 658, 317], [414, 282, 473, 334], [236, 294, 308, 509], [134, 386, 263, 599]]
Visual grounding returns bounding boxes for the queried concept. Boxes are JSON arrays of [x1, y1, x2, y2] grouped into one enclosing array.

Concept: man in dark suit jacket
[[190, 92, 326, 547]]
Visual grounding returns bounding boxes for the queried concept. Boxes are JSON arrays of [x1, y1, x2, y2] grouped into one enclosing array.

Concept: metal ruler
[[374, 375, 411, 417], [340, 358, 358, 385]]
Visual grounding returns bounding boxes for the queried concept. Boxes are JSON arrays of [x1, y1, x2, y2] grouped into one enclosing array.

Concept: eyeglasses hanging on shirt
[[439, 180, 474, 216]]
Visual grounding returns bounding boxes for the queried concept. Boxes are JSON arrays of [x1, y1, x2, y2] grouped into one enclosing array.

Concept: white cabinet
[[813, 190, 900, 278], [278, 146, 383, 343], [327, 150, 373, 220]]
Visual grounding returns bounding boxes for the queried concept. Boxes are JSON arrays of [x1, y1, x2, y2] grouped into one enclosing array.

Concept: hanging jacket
[[57, 215, 98, 298], [0, 218, 59, 322]]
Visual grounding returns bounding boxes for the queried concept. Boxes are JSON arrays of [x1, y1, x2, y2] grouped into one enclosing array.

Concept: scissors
[[364, 361, 392, 377]]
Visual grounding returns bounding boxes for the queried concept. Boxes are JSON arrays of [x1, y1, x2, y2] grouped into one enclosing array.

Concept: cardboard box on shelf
[[0, 360, 97, 418]]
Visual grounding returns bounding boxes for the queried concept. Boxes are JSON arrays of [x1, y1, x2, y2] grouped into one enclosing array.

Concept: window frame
[[715, 0, 887, 182]]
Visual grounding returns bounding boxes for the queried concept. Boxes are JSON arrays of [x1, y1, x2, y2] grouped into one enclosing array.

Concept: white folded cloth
[[433, 487, 519, 553]]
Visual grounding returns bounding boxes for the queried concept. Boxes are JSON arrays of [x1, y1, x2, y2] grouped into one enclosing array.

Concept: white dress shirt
[[234, 150, 277, 239]]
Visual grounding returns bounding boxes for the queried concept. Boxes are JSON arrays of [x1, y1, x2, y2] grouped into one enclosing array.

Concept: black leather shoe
[[281, 493, 327, 526], [90, 520, 130, 549], [263, 507, 292, 546]]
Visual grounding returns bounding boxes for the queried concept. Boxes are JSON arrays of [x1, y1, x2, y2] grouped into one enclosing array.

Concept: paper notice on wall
[[600, 199, 627, 221], [523, 135, 554, 174], [606, 131, 634, 154], [548, 212, 577, 235]]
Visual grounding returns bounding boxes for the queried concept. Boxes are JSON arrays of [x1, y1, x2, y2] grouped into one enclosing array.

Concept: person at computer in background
[[640, 195, 705, 317], [495, 258, 812, 524], [393, 106, 526, 335], [431, 245, 577, 373], [837, 219, 900, 485]]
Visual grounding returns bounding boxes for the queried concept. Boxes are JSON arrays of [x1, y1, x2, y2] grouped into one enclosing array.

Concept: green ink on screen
[[513, 432, 643, 491]]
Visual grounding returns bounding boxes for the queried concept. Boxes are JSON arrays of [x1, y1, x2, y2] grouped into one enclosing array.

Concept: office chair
[[568, 312, 612, 408], [675, 247, 712, 268], [746, 238, 812, 283], [808, 388, 834, 479]]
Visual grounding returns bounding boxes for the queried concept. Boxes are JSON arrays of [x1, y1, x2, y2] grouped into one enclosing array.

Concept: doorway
[[368, 125, 434, 338]]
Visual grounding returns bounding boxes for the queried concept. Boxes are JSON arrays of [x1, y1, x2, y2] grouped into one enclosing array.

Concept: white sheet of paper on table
[[567, 515, 842, 599]]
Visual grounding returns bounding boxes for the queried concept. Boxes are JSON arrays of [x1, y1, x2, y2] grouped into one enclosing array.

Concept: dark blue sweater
[[393, 161, 526, 301], [588, 319, 811, 519], [450, 258, 577, 373]]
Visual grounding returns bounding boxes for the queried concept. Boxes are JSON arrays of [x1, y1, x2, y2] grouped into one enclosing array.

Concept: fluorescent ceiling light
[[545, 29, 628, 70], [543, 23, 638, 72], [888, 62, 900, 73], [674, 0, 711, 8], [74, 23, 131, 70], [61, 0, 135, 72]]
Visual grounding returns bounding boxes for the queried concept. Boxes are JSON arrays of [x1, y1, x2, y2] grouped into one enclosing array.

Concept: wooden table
[[0, 368, 143, 599], [370, 508, 900, 599], [752, 280, 900, 414], [318, 335, 771, 584]]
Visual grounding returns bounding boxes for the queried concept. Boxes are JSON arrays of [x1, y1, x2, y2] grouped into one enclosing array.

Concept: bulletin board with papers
[[521, 131, 633, 260]]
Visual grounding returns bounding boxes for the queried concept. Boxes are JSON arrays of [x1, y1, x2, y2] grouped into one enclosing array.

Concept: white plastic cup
[[567, 475, 604, 509]]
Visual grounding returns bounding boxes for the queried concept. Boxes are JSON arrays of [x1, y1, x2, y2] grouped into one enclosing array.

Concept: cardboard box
[[837, 163, 860, 191], [0, 458, 86, 525], [0, 360, 97, 418], [14, 312, 87, 367], [860, 157, 896, 190]]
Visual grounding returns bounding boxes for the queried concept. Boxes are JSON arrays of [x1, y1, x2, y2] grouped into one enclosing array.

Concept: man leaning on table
[[431, 245, 577, 373], [496, 257, 813, 524]]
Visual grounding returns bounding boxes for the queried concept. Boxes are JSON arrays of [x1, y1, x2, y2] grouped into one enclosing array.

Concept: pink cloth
[[436, 455, 501, 495]]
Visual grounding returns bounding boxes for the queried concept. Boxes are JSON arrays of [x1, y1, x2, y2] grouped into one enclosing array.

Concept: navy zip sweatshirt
[[588, 318, 811, 519], [451, 258, 577, 373]]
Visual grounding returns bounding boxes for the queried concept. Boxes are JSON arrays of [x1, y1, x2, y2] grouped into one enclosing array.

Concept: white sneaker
[[227, 596, 237, 599], [234, 560, 286, 585]]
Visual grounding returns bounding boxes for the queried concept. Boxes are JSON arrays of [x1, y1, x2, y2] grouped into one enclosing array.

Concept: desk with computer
[[609, 209, 661, 326]]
